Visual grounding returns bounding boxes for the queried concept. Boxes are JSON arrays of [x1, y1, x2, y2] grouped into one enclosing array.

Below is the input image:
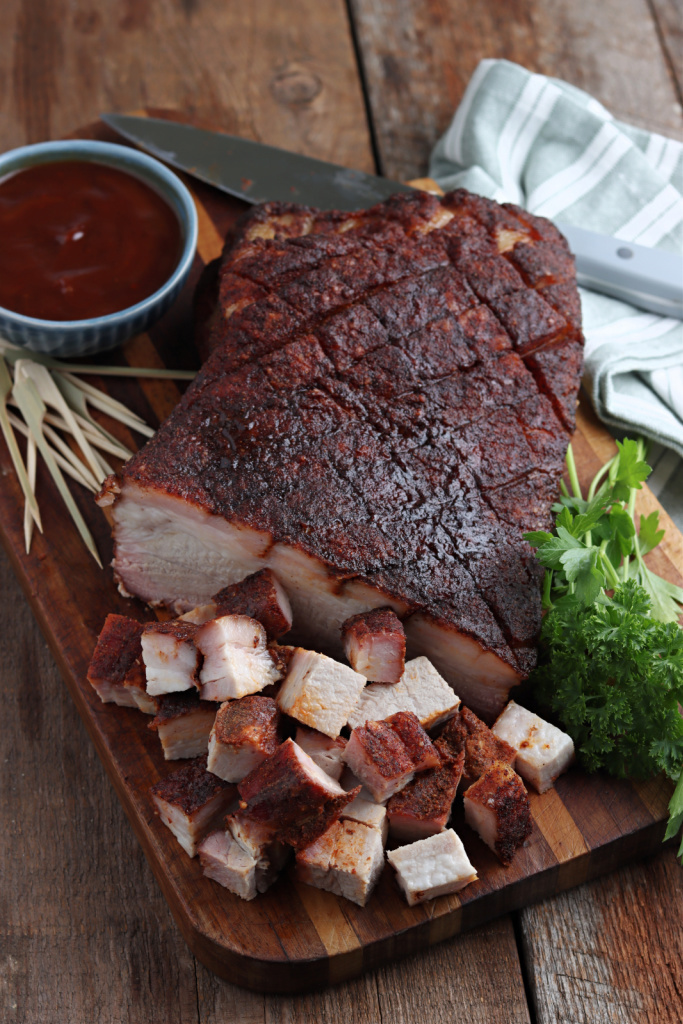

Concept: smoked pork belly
[[341, 793, 388, 843], [491, 700, 574, 793], [439, 705, 517, 785], [387, 747, 464, 842], [123, 659, 158, 714], [387, 828, 477, 905], [343, 713, 438, 803], [198, 829, 259, 899], [463, 761, 532, 865], [341, 608, 406, 683], [150, 756, 238, 857], [195, 614, 282, 701], [87, 614, 144, 706], [347, 657, 459, 732], [237, 738, 360, 848], [295, 725, 347, 781], [141, 621, 200, 696], [384, 711, 441, 771], [148, 691, 217, 760], [295, 819, 385, 906], [212, 569, 293, 639], [102, 189, 584, 721], [227, 810, 290, 890], [207, 694, 281, 782], [277, 648, 366, 738]]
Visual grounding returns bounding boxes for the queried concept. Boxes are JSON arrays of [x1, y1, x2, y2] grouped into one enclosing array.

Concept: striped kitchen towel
[[430, 59, 683, 529]]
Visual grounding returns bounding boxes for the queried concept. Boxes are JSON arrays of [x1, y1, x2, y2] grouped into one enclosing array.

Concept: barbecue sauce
[[0, 161, 183, 321]]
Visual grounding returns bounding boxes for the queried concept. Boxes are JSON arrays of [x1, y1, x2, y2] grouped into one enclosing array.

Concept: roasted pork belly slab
[[88, 614, 144, 706], [213, 569, 293, 639], [150, 756, 238, 857], [207, 694, 281, 782], [341, 608, 406, 683], [463, 761, 532, 865], [439, 705, 517, 784], [103, 189, 583, 719], [149, 691, 217, 760]]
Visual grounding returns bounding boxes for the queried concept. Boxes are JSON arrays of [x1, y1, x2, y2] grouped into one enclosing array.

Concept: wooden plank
[[649, 0, 683, 99], [349, 0, 683, 180]]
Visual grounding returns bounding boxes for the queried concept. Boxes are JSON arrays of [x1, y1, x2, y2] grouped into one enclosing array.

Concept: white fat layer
[[198, 830, 258, 900], [90, 679, 138, 707], [340, 767, 376, 803], [152, 789, 234, 858], [343, 730, 413, 803], [131, 689, 158, 715], [463, 795, 499, 851], [196, 615, 280, 700], [291, 742, 347, 796], [295, 727, 346, 781], [278, 650, 366, 738], [142, 632, 199, 696], [347, 656, 459, 732], [270, 575, 294, 633], [178, 602, 218, 625], [207, 731, 267, 783], [345, 633, 405, 683], [296, 820, 384, 907], [387, 829, 477, 906], [492, 701, 574, 793], [342, 795, 388, 844], [157, 710, 216, 760]]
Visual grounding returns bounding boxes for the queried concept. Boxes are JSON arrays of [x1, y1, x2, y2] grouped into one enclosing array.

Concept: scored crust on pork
[[101, 188, 584, 720]]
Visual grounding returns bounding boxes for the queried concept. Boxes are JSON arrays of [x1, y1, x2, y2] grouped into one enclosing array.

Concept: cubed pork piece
[[347, 657, 459, 732], [195, 615, 282, 701], [213, 569, 293, 639], [341, 794, 388, 844], [439, 705, 517, 785], [295, 819, 385, 906], [178, 602, 218, 625], [226, 811, 290, 891], [463, 761, 533, 865], [387, 829, 478, 906], [340, 766, 377, 803], [387, 747, 465, 843], [141, 621, 200, 696], [207, 695, 281, 783], [341, 608, 406, 683], [491, 701, 575, 793], [150, 756, 238, 857], [124, 659, 159, 714], [295, 726, 347, 781], [238, 738, 360, 849], [277, 649, 366, 738], [343, 713, 438, 803], [87, 614, 144, 706], [198, 829, 260, 900], [384, 711, 441, 771], [148, 691, 217, 760]]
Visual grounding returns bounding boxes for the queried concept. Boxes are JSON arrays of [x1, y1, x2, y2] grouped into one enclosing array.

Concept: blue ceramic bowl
[[0, 139, 198, 357]]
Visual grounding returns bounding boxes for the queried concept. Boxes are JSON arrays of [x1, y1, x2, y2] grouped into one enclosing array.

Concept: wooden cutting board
[[0, 113, 681, 994]]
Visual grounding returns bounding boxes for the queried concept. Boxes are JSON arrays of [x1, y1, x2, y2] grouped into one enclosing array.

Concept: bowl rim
[[0, 138, 199, 331]]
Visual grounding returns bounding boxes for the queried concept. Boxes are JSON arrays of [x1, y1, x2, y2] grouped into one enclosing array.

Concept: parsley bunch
[[524, 439, 683, 861]]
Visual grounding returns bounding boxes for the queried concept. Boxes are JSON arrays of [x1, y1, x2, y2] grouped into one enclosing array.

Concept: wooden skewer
[[0, 356, 42, 529], [8, 412, 100, 492], [23, 435, 38, 553]]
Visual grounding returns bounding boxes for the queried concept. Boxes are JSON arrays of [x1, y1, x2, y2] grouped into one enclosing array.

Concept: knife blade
[[102, 113, 683, 319]]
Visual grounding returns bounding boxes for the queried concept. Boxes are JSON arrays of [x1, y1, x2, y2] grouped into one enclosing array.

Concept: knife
[[102, 114, 683, 320]]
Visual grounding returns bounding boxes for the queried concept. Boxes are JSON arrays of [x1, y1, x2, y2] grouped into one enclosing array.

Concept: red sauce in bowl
[[0, 160, 183, 321]]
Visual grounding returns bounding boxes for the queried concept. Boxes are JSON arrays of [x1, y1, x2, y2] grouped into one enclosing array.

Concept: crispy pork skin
[[213, 569, 293, 639], [277, 649, 366, 738], [195, 614, 282, 701], [149, 691, 217, 760], [343, 713, 437, 803], [87, 614, 144, 706], [150, 756, 238, 857], [439, 705, 517, 784], [341, 608, 406, 683], [463, 761, 532, 865], [295, 726, 347, 781], [141, 621, 200, 696], [387, 828, 477, 905], [237, 738, 360, 848], [387, 747, 464, 843], [103, 189, 583, 720], [491, 700, 574, 793], [295, 819, 385, 906], [347, 656, 459, 732], [384, 711, 440, 771], [207, 695, 281, 782]]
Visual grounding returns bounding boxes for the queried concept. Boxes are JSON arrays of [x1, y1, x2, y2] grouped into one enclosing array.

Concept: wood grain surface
[[1, 0, 682, 1020]]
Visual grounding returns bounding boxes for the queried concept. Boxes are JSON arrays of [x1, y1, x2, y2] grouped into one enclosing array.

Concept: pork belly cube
[[198, 829, 260, 900], [87, 614, 144, 706], [384, 711, 440, 771], [295, 725, 347, 781], [341, 608, 406, 683], [150, 756, 238, 857], [295, 819, 385, 906], [439, 705, 517, 784], [226, 811, 290, 892], [277, 649, 366, 738], [124, 659, 158, 714], [492, 701, 574, 793], [178, 602, 218, 625], [340, 766, 377, 804], [213, 569, 293, 639], [141, 621, 200, 696], [463, 761, 533, 865], [341, 794, 388, 844], [343, 720, 416, 803], [387, 748, 464, 843], [387, 829, 477, 906], [347, 656, 459, 732], [148, 691, 217, 760], [207, 695, 281, 783], [195, 615, 282, 701], [238, 738, 360, 848]]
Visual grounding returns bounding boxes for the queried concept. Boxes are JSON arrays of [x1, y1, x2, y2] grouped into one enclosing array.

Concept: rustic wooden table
[[1, 2, 682, 1021]]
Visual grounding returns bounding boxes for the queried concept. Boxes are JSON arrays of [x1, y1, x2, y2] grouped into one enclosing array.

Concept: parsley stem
[[587, 455, 616, 501], [566, 443, 582, 500], [600, 550, 622, 590]]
